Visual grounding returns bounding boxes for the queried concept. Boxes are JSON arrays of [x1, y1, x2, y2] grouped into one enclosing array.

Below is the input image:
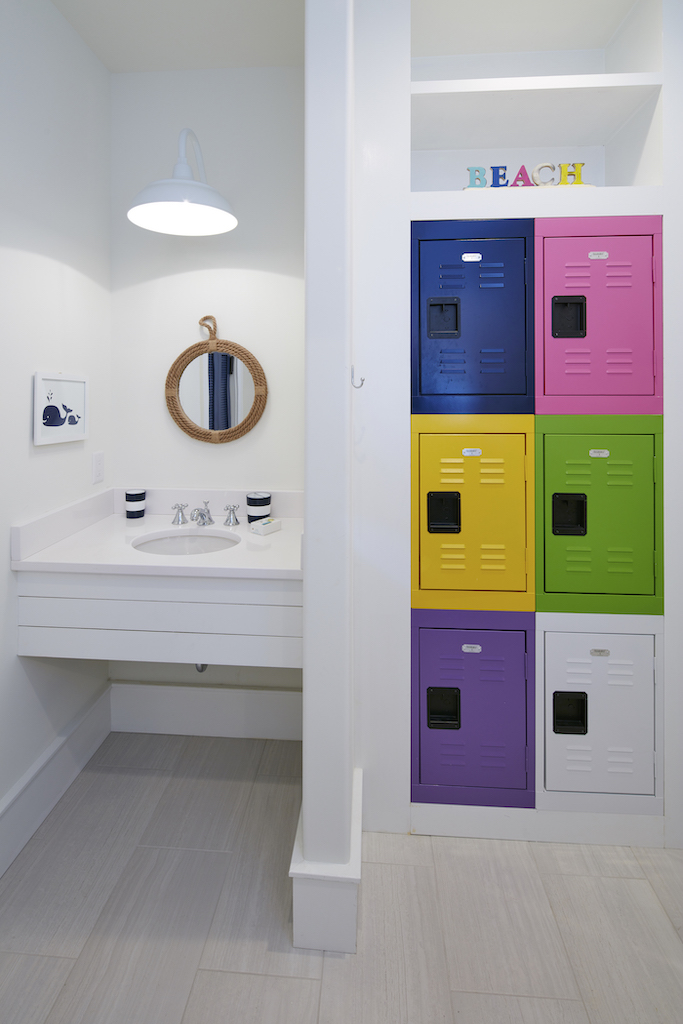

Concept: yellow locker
[[412, 415, 535, 612]]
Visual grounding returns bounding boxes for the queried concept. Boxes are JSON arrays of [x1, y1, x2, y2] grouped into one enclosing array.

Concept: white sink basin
[[131, 527, 241, 557]]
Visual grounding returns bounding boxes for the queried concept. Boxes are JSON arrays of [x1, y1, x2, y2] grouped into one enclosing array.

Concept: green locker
[[536, 416, 662, 614]]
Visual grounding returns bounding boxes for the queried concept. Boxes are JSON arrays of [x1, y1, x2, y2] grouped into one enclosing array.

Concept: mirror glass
[[178, 352, 256, 431]]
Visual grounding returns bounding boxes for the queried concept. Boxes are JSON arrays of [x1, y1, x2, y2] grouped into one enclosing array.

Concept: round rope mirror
[[165, 315, 268, 443]]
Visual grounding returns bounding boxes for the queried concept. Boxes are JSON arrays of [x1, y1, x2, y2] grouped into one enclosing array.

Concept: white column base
[[290, 768, 362, 953]]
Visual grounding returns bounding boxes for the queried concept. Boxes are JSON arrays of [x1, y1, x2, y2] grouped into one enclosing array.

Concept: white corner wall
[[109, 68, 304, 493], [0, 0, 111, 809]]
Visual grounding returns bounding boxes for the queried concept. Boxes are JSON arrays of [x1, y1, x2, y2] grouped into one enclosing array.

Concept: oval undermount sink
[[131, 528, 241, 557]]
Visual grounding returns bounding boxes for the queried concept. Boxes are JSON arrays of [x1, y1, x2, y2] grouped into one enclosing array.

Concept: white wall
[[109, 68, 304, 493], [0, 0, 111, 798]]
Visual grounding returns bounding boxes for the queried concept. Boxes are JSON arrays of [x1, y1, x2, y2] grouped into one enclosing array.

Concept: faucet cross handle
[[171, 503, 188, 526], [224, 504, 240, 527], [202, 500, 215, 525]]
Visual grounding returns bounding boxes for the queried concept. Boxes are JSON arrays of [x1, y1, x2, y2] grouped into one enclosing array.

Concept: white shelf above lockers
[[412, 72, 662, 150]]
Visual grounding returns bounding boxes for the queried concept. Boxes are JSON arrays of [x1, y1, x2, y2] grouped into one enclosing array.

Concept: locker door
[[419, 627, 528, 790], [543, 235, 655, 397], [544, 434, 655, 595], [545, 632, 655, 795], [419, 237, 527, 396], [420, 433, 527, 592]]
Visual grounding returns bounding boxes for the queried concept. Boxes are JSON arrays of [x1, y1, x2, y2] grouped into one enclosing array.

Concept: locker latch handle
[[553, 691, 587, 735], [427, 687, 461, 729], [428, 491, 461, 533], [552, 493, 587, 536], [552, 295, 586, 338], [427, 297, 460, 338]]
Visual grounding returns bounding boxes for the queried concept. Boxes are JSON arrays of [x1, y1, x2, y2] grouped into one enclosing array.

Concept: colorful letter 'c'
[[531, 162, 556, 186]]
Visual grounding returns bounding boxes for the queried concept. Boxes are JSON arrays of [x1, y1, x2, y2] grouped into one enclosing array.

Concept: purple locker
[[412, 609, 535, 809]]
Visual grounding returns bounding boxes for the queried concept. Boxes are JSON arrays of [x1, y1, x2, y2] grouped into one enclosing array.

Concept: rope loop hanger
[[165, 315, 268, 443]]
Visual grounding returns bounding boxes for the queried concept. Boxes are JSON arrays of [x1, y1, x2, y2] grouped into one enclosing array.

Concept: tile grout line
[[535, 851, 595, 1024], [428, 833, 460, 1023], [630, 844, 683, 948], [192, 766, 262, 986]]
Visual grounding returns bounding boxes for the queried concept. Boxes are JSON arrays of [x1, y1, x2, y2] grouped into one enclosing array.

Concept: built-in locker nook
[[536, 613, 663, 816], [535, 215, 663, 415], [411, 219, 535, 415], [412, 414, 535, 611], [412, 609, 535, 809], [535, 415, 663, 614]]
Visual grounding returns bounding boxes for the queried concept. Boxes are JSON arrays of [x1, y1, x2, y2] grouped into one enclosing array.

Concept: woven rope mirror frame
[[165, 316, 268, 443]]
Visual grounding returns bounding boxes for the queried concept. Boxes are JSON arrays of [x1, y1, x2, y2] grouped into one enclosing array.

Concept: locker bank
[[535, 215, 663, 415], [535, 415, 663, 615], [412, 414, 535, 611], [411, 219, 534, 415], [412, 609, 535, 809]]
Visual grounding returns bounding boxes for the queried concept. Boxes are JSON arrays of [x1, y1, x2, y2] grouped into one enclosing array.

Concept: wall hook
[[351, 365, 365, 389]]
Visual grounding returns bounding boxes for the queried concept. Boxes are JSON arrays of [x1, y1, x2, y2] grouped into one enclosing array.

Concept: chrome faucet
[[171, 503, 188, 526], [190, 507, 209, 526], [190, 501, 214, 527]]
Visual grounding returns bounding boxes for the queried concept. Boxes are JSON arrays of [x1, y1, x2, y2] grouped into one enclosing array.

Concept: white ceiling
[[412, 0, 640, 57], [51, 0, 640, 72], [50, 0, 304, 72]]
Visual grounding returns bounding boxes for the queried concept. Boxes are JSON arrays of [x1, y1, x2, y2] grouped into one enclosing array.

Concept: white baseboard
[[410, 801, 665, 847], [0, 687, 111, 878], [290, 768, 363, 953], [110, 683, 303, 740]]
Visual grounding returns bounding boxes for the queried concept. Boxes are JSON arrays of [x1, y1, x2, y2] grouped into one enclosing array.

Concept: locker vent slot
[[428, 297, 460, 338], [480, 745, 506, 767], [428, 492, 461, 533], [427, 687, 461, 729], [480, 544, 506, 571], [552, 295, 587, 338], [553, 692, 588, 735], [439, 742, 465, 766], [552, 493, 587, 535], [440, 543, 465, 571], [439, 348, 466, 375]]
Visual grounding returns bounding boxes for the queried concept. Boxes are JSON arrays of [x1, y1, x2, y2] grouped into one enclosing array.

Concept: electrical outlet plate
[[92, 451, 104, 484]]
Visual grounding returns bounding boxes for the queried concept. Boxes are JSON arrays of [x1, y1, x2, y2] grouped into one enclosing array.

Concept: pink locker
[[535, 216, 662, 414]]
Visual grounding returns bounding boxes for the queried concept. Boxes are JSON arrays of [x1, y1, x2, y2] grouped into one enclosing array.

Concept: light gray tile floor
[[0, 733, 681, 1023]]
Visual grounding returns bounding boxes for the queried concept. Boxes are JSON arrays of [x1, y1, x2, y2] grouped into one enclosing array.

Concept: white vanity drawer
[[18, 597, 303, 637], [17, 626, 302, 668]]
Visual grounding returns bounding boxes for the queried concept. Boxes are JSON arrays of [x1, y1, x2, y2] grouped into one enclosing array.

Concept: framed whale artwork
[[33, 371, 88, 446]]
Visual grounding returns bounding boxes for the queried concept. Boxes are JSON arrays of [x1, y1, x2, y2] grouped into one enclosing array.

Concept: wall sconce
[[127, 128, 238, 236]]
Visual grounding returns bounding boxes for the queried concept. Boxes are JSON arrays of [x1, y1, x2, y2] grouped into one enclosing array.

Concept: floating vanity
[[11, 489, 303, 668]]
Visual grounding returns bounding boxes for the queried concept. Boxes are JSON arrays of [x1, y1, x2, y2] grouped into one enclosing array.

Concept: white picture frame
[[33, 371, 88, 446]]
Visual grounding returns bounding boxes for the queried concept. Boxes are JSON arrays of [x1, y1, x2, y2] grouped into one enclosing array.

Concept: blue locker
[[411, 220, 535, 414]]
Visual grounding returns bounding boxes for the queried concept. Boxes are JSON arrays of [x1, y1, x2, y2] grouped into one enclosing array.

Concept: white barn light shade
[[127, 128, 237, 236]]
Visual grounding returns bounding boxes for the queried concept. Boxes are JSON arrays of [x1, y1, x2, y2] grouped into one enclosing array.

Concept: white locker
[[545, 631, 655, 796]]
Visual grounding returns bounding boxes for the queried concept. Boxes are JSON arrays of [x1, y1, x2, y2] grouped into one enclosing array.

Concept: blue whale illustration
[[43, 404, 68, 426], [43, 403, 79, 427]]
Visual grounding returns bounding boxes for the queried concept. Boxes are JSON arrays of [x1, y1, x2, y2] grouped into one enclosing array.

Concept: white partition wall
[[291, 0, 357, 953]]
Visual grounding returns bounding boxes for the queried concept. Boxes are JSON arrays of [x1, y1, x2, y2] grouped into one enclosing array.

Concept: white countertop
[[11, 514, 304, 580]]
